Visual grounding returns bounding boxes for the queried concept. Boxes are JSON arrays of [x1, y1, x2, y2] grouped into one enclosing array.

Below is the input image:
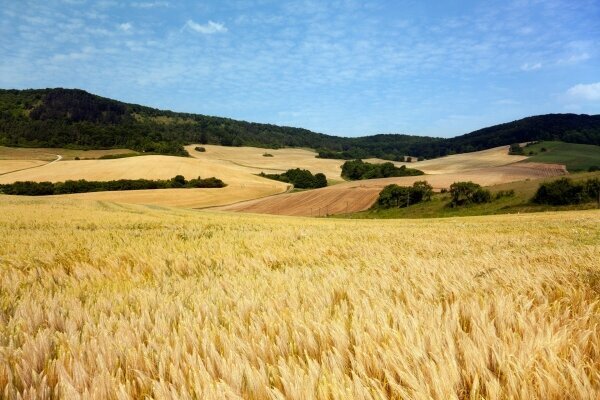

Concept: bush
[[449, 181, 492, 207], [260, 168, 327, 189], [531, 178, 586, 205], [194, 146, 206, 152], [509, 143, 524, 155], [495, 190, 515, 199], [263, 153, 273, 157], [588, 166, 599, 172], [341, 159, 423, 180], [374, 181, 433, 209]]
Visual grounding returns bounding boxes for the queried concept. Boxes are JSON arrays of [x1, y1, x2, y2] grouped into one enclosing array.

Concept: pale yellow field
[[0, 196, 598, 399], [0, 159, 47, 175], [0, 144, 561, 212], [186, 144, 345, 179], [404, 146, 528, 174], [0, 146, 136, 161], [0, 154, 290, 208]]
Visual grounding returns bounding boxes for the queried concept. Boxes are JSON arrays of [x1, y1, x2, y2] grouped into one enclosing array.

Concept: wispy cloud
[[118, 22, 132, 32], [520, 62, 542, 71], [567, 82, 600, 101], [131, 1, 169, 8], [184, 20, 227, 34]]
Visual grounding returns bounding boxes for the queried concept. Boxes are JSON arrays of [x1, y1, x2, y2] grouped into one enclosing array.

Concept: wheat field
[[1, 196, 599, 399]]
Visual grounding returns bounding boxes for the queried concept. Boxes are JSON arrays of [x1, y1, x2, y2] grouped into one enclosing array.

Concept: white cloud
[[131, 1, 169, 8], [567, 82, 600, 101], [520, 62, 542, 71], [118, 22, 132, 32], [185, 20, 227, 35]]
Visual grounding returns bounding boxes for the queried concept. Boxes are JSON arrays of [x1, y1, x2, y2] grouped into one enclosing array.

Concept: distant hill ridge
[[1, 88, 598, 159]]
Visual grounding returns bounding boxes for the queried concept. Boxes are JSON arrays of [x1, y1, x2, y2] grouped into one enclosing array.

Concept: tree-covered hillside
[[1, 88, 599, 159]]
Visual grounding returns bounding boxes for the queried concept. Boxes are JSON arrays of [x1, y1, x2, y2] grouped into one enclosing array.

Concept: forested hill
[[1, 88, 599, 159]]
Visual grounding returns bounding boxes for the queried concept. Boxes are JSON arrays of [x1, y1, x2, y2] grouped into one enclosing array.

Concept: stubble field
[[1, 196, 598, 399]]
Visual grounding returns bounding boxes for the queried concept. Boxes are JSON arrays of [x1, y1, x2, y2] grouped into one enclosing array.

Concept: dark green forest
[[1, 88, 599, 160]]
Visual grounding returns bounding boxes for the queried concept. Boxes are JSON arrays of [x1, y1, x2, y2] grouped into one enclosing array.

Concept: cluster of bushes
[[374, 181, 433, 208], [259, 168, 327, 189], [448, 181, 492, 207], [532, 177, 599, 205], [495, 189, 515, 199], [341, 159, 424, 180], [508, 143, 524, 155], [0, 175, 225, 196]]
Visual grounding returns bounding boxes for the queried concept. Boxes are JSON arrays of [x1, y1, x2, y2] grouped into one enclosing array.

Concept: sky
[[1, 0, 599, 138]]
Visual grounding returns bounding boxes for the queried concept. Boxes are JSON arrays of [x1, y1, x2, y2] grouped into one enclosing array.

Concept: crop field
[[0, 146, 136, 161], [186, 144, 345, 179], [0, 154, 289, 208], [520, 141, 600, 171], [222, 162, 567, 216], [0, 196, 598, 399]]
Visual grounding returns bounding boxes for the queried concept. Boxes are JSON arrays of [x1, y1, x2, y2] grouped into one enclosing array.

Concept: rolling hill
[[1, 88, 599, 160]]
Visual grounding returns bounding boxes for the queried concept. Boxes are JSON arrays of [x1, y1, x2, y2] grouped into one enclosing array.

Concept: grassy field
[[0, 196, 598, 399], [521, 141, 600, 171], [344, 171, 600, 219]]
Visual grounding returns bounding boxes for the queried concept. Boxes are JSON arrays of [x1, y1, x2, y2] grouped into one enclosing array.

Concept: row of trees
[[0, 175, 225, 196], [341, 160, 424, 180], [259, 169, 327, 189]]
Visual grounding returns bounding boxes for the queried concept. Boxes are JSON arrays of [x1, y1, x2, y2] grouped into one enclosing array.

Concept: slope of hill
[[1, 88, 599, 160], [520, 141, 600, 171]]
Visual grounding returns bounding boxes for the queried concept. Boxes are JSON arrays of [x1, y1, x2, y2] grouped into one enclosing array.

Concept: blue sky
[[1, 0, 599, 137]]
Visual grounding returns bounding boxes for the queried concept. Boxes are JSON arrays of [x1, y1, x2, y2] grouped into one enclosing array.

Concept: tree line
[[0, 175, 225, 196], [1, 89, 599, 160]]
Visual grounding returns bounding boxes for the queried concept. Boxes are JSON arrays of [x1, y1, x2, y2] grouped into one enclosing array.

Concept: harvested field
[[1, 197, 599, 399], [222, 162, 567, 216], [186, 144, 345, 179], [0, 154, 289, 208], [0, 160, 47, 175], [404, 145, 528, 174], [0, 146, 136, 161]]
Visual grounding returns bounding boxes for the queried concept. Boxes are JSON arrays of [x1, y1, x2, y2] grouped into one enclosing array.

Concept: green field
[[338, 171, 600, 219], [521, 141, 600, 171]]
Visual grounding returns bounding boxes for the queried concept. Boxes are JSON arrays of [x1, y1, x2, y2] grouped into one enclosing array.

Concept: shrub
[[531, 178, 585, 205], [588, 166, 599, 172], [374, 181, 433, 209], [263, 153, 274, 157], [260, 169, 327, 189], [74, 156, 80, 160], [449, 181, 492, 207], [509, 143, 524, 155], [194, 146, 206, 152], [341, 159, 423, 180], [495, 190, 515, 199]]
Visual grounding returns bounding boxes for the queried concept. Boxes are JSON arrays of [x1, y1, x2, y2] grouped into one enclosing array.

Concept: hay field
[[0, 196, 598, 399], [405, 145, 528, 174], [186, 144, 345, 179], [0, 155, 289, 208], [222, 162, 567, 216], [0, 146, 136, 161], [0, 160, 47, 175]]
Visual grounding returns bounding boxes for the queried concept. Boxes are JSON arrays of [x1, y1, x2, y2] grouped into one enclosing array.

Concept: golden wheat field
[[1, 196, 599, 399]]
